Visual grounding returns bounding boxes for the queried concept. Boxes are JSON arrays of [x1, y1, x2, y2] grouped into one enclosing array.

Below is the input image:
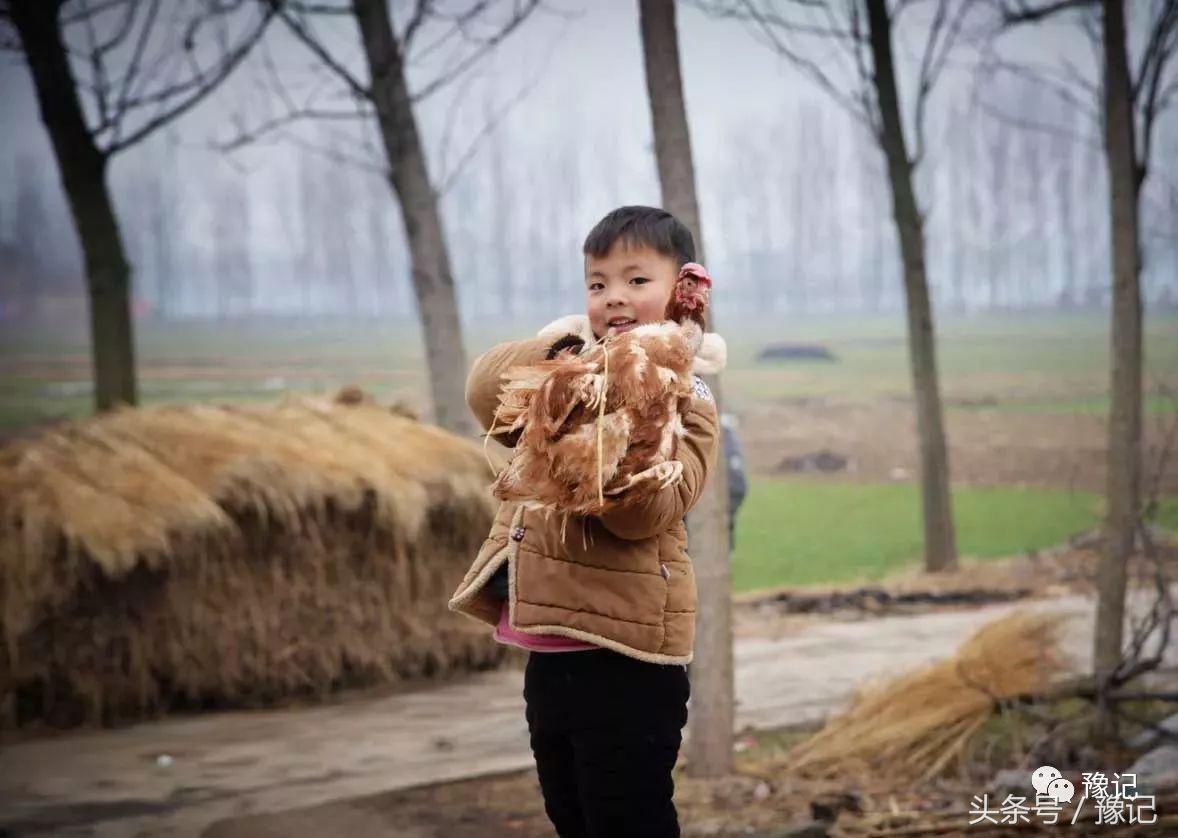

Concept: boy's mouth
[[607, 317, 637, 334]]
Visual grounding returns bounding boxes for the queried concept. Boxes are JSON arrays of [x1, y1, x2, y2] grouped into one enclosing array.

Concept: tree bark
[[10, 0, 137, 411], [1094, 0, 1142, 744], [1053, 122, 1077, 307], [639, 0, 734, 778], [352, 0, 474, 436], [865, 0, 958, 572]]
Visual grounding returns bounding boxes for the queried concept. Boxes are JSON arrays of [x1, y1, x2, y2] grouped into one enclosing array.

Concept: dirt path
[[1, 591, 1168, 837], [738, 400, 1178, 493]]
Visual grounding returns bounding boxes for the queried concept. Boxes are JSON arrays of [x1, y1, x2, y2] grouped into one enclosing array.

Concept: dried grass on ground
[[786, 612, 1070, 783], [0, 394, 503, 729]]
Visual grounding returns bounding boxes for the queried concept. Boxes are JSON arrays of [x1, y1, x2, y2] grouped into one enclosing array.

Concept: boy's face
[[585, 242, 677, 340]]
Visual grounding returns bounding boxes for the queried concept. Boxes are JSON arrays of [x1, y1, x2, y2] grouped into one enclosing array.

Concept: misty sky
[[1, 1, 1174, 321]]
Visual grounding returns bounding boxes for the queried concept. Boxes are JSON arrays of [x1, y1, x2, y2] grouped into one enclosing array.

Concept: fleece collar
[[537, 314, 727, 376]]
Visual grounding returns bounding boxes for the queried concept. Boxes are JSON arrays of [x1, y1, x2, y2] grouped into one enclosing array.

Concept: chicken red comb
[[678, 262, 712, 287]]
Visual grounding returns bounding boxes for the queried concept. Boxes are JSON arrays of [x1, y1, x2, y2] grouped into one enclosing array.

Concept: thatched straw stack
[[787, 611, 1070, 783], [0, 394, 503, 728]]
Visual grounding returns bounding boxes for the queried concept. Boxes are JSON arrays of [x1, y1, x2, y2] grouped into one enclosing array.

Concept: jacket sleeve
[[595, 391, 720, 541], [465, 336, 555, 448]]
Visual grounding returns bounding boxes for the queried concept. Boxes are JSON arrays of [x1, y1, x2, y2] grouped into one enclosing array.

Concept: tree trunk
[[947, 106, 966, 313], [1094, 0, 1142, 745], [987, 130, 1009, 310], [11, 0, 137, 411], [352, 0, 474, 436], [639, 0, 734, 778], [865, 0, 958, 572], [486, 95, 515, 318], [1053, 122, 1077, 307]]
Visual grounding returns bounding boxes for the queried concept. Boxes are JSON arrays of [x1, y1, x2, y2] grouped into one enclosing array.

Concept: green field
[[3, 312, 1177, 430], [4, 314, 1176, 592], [731, 479, 1178, 592], [720, 312, 1178, 405]]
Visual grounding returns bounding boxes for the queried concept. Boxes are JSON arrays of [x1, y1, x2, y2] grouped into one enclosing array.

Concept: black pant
[[523, 648, 690, 838]]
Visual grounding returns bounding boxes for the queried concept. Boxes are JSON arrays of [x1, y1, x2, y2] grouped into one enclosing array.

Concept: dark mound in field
[[757, 344, 838, 362], [776, 449, 850, 473]]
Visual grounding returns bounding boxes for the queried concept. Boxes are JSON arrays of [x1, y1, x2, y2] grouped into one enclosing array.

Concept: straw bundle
[[787, 611, 1070, 783], [0, 395, 503, 728]]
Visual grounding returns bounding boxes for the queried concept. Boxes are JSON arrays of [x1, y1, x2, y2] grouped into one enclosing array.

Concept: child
[[448, 206, 725, 837]]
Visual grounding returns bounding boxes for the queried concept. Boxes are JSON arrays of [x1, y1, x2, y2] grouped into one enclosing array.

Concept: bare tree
[[320, 157, 357, 315], [1050, 110, 1080, 307], [485, 91, 515, 318], [211, 168, 254, 317], [146, 136, 180, 320], [984, 112, 1010, 308], [11, 160, 50, 319], [854, 126, 887, 312], [218, 0, 540, 435], [1, 0, 273, 410], [941, 101, 968, 312], [997, 0, 1178, 745], [365, 159, 394, 316], [639, 0, 734, 778], [297, 148, 323, 315], [699, 0, 985, 571]]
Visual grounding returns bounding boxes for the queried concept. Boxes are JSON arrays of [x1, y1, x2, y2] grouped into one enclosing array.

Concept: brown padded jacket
[[446, 335, 719, 664]]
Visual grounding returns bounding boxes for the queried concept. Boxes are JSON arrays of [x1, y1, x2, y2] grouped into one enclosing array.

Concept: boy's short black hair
[[583, 206, 696, 268]]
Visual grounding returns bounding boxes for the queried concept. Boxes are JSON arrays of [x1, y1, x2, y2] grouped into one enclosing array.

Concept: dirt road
[[1, 591, 1167, 837]]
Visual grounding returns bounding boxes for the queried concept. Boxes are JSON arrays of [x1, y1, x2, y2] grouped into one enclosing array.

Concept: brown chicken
[[487, 263, 712, 519]]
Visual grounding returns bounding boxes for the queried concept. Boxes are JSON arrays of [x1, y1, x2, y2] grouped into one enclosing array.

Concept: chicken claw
[[653, 460, 684, 488], [604, 459, 684, 498], [578, 373, 606, 411]]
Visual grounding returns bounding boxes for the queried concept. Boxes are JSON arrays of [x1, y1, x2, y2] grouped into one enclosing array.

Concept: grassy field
[[3, 311, 1177, 430], [720, 312, 1178, 406], [4, 312, 1177, 591], [732, 479, 1178, 592]]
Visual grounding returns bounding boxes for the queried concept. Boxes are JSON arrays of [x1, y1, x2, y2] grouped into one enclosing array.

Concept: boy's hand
[[545, 333, 586, 361]]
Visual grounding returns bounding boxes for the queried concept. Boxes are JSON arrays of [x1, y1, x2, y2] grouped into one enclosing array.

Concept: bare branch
[[80, 0, 112, 128], [972, 94, 1101, 149], [995, 0, 1178, 187], [215, 105, 374, 151], [999, 0, 1097, 25], [438, 58, 546, 194], [911, 0, 949, 168], [274, 125, 388, 175], [849, 2, 881, 134], [108, 0, 161, 148], [975, 50, 1103, 122], [104, 4, 275, 155], [1140, 385, 1178, 526], [1133, 0, 1178, 99], [408, 0, 540, 102], [691, 0, 863, 40], [273, 2, 370, 100], [716, 0, 877, 133], [60, 0, 130, 26], [1137, 0, 1178, 186], [284, 0, 351, 13], [401, 0, 431, 53]]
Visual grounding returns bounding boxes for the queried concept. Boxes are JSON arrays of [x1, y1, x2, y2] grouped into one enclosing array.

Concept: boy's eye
[[630, 276, 650, 285], [589, 282, 603, 291]]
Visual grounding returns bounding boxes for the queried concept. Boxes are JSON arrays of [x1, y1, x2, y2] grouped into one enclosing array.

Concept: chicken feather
[[487, 264, 712, 518]]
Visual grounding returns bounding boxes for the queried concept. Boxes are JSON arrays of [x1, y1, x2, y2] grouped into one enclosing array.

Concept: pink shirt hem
[[493, 601, 597, 653]]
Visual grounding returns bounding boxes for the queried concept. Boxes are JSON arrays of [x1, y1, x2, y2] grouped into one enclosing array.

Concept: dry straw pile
[[787, 611, 1070, 783], [0, 394, 503, 728]]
